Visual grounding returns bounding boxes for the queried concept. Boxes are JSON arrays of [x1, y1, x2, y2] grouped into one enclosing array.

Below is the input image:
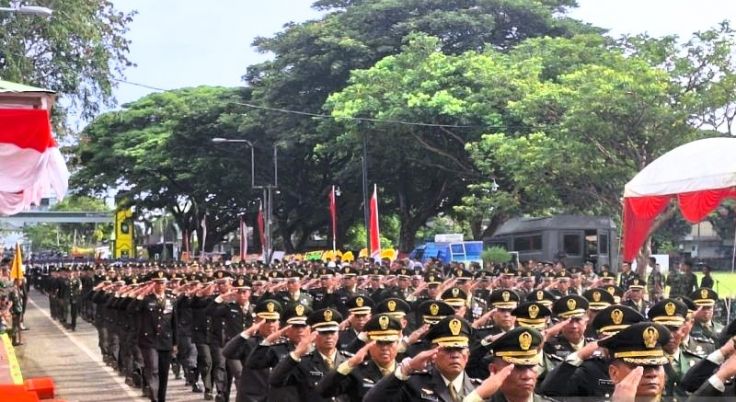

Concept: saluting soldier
[[582, 287, 615, 341], [311, 268, 339, 310], [223, 299, 282, 402], [205, 270, 236, 402], [466, 326, 558, 402], [622, 276, 650, 315], [130, 271, 178, 402], [403, 300, 454, 358], [269, 307, 350, 402], [545, 304, 646, 399], [364, 316, 480, 402], [211, 275, 254, 397], [467, 289, 519, 379], [338, 295, 373, 350], [543, 295, 589, 371], [599, 322, 673, 402], [689, 287, 723, 356], [67, 268, 83, 331], [276, 269, 313, 311], [334, 265, 364, 316], [245, 303, 312, 402], [647, 298, 701, 398], [317, 313, 402, 401]]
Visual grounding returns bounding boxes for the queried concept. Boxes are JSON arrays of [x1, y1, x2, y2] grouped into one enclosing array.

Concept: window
[[488, 241, 508, 250], [451, 244, 464, 255], [513, 234, 542, 252], [563, 234, 581, 256], [599, 234, 609, 255]]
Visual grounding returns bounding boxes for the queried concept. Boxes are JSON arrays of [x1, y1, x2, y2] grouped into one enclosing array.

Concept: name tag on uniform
[[163, 299, 173, 314], [309, 370, 324, 377], [419, 388, 438, 401], [598, 379, 614, 387]]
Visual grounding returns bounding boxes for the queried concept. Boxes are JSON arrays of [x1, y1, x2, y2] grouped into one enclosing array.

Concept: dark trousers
[[70, 302, 78, 329], [226, 359, 242, 391], [141, 347, 172, 402], [196, 343, 213, 392], [210, 344, 231, 400], [178, 335, 197, 370]]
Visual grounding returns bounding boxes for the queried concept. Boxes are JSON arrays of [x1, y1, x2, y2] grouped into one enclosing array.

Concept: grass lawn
[[694, 272, 736, 298]]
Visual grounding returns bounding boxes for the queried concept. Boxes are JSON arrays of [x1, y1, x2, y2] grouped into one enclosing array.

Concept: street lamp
[[211, 137, 279, 264], [0, 4, 53, 17]]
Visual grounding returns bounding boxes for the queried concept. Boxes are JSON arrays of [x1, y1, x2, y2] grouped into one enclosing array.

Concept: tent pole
[[731, 218, 736, 273]]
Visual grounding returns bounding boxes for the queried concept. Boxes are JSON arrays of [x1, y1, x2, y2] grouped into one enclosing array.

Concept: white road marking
[[27, 298, 144, 401]]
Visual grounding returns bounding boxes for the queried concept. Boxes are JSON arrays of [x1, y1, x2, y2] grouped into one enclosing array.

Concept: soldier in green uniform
[[648, 298, 702, 398], [688, 287, 723, 356], [543, 295, 589, 370], [599, 322, 673, 402]]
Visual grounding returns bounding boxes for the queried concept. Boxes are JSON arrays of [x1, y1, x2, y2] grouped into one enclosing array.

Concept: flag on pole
[[330, 185, 337, 253], [240, 216, 248, 261], [257, 202, 266, 257], [369, 184, 381, 258], [10, 243, 23, 280], [200, 213, 207, 262]]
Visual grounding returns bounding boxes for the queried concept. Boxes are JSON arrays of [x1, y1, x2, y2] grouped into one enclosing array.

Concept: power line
[[112, 78, 530, 130]]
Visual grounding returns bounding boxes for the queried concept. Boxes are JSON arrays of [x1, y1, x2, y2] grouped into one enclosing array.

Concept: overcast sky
[[110, 0, 736, 107]]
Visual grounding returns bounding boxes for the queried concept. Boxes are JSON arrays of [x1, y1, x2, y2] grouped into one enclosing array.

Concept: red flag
[[330, 185, 337, 252], [257, 202, 266, 256], [369, 184, 381, 258], [240, 216, 248, 260]]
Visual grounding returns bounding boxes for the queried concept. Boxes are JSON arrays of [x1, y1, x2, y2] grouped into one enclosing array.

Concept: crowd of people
[[23, 256, 736, 402]]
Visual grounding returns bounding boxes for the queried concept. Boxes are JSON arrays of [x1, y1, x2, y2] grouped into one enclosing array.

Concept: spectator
[[700, 264, 715, 289], [647, 257, 664, 302], [667, 260, 698, 298]]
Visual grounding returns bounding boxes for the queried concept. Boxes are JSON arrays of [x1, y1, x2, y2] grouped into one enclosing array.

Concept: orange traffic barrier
[[0, 383, 39, 401], [25, 377, 55, 399]]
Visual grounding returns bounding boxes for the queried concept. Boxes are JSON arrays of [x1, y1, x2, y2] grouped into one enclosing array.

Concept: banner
[[240, 216, 248, 260], [369, 184, 381, 258], [257, 202, 266, 256], [113, 208, 135, 259], [10, 243, 23, 280]]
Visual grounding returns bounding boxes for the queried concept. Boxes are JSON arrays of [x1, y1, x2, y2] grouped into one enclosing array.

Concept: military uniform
[[131, 271, 177, 402], [689, 287, 723, 356], [269, 308, 350, 402], [67, 274, 82, 330]]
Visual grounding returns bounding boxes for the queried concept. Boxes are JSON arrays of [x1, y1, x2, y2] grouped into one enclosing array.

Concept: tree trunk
[[634, 203, 678, 276]]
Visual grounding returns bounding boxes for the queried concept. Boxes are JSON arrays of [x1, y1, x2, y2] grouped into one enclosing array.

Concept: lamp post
[[212, 138, 278, 264]]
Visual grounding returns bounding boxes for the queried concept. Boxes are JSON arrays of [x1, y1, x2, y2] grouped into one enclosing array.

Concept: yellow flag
[[10, 243, 23, 280]]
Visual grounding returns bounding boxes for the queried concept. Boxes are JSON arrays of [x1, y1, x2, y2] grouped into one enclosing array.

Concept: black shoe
[[203, 391, 213, 400], [214, 394, 226, 402], [192, 382, 203, 393], [125, 377, 134, 387]]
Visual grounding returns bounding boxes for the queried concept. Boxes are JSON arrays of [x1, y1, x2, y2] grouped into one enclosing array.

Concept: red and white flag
[[0, 108, 69, 215], [257, 202, 266, 257], [329, 185, 337, 252], [239, 216, 248, 261], [369, 184, 381, 258]]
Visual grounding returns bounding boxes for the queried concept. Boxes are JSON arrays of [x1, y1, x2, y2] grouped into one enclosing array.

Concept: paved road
[[17, 289, 205, 402]]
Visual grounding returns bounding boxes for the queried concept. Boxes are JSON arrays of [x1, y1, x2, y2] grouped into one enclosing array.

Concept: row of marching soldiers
[[79, 261, 735, 402]]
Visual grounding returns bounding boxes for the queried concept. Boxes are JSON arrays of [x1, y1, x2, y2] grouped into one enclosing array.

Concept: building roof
[[490, 215, 616, 237], [0, 80, 54, 94]]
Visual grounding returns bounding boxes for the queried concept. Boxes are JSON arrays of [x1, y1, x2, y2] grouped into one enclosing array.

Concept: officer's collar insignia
[[267, 302, 275, 313], [567, 299, 577, 311], [519, 331, 532, 351], [430, 303, 439, 316], [593, 291, 601, 302], [379, 315, 389, 330], [502, 291, 510, 302], [449, 319, 461, 336], [665, 302, 676, 316], [295, 305, 305, 316], [324, 309, 333, 322], [529, 304, 539, 319], [387, 300, 397, 312], [611, 309, 623, 325], [356, 297, 364, 307], [643, 326, 659, 348]]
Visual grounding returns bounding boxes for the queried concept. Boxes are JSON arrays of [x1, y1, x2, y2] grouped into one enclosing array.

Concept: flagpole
[[331, 185, 337, 254]]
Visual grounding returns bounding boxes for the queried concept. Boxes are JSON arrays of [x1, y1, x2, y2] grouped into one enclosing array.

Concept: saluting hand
[[242, 320, 264, 337], [293, 331, 317, 358], [472, 308, 496, 329], [265, 325, 291, 344], [406, 324, 430, 345], [474, 364, 515, 399], [347, 341, 375, 368], [542, 318, 570, 343], [401, 347, 438, 376], [611, 366, 643, 402]]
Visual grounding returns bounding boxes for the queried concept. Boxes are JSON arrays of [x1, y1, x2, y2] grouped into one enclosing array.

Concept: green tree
[[73, 86, 256, 252], [0, 0, 135, 125], [243, 0, 592, 252]]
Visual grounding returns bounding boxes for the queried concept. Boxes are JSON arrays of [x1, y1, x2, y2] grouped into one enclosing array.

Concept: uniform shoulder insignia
[[470, 377, 483, 385], [338, 350, 353, 358]]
